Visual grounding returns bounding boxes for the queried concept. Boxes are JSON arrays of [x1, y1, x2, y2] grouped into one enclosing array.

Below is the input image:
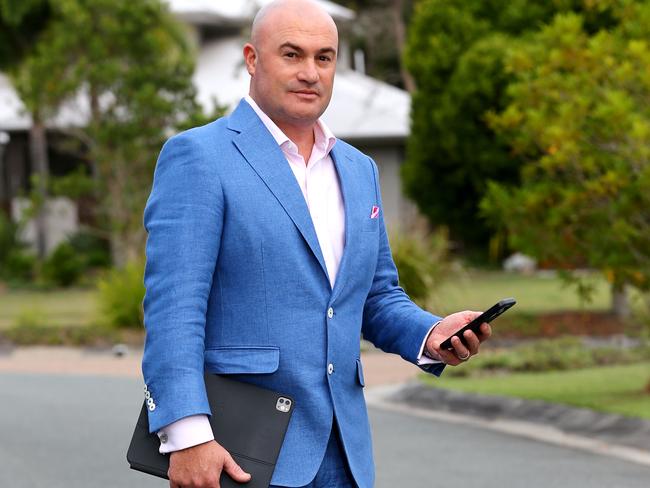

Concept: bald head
[[243, 0, 339, 135], [251, 0, 338, 47]]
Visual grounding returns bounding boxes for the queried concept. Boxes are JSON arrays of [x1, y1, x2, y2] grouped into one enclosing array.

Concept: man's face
[[244, 11, 338, 128]]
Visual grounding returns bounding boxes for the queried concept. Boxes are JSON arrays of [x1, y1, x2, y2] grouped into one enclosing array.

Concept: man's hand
[[425, 311, 492, 366], [168, 439, 251, 488]]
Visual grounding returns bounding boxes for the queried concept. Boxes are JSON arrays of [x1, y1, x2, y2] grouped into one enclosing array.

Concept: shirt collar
[[244, 95, 337, 156]]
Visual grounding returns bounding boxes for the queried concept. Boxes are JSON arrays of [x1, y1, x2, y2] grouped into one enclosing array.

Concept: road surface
[[2, 373, 649, 487]]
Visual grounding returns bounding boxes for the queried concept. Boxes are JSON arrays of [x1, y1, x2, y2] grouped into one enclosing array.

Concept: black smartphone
[[439, 298, 516, 350]]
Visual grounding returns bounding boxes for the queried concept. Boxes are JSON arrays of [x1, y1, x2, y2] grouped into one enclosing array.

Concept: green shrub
[[0, 213, 36, 283], [3, 250, 37, 282], [41, 242, 84, 287], [445, 336, 650, 377], [0, 212, 18, 262], [97, 261, 145, 329], [390, 228, 450, 304], [7, 309, 59, 345], [3, 317, 118, 346], [68, 231, 111, 268]]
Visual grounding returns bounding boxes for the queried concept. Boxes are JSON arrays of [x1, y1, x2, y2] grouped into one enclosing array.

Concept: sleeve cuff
[[158, 414, 214, 454], [416, 321, 443, 365]]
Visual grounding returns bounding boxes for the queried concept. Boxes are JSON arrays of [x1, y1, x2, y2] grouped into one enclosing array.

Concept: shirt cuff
[[416, 321, 443, 365], [157, 414, 214, 454]]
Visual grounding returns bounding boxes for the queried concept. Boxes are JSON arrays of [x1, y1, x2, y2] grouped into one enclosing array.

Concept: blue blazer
[[142, 99, 443, 487]]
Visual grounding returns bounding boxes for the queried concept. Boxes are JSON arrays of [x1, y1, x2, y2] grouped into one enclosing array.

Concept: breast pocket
[[204, 346, 280, 374]]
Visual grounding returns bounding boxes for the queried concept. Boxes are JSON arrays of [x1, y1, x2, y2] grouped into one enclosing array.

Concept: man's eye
[[319, 56, 331, 62], [284, 52, 297, 58]]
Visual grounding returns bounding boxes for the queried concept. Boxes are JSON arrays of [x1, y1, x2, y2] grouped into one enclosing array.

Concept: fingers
[[479, 322, 492, 340], [222, 452, 251, 483], [463, 330, 480, 355], [451, 336, 471, 360]]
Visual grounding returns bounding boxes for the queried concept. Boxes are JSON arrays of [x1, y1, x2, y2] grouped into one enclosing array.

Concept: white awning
[[166, 0, 355, 25]]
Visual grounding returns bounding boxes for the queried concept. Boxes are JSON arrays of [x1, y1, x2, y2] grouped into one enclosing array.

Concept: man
[[142, 1, 491, 487]]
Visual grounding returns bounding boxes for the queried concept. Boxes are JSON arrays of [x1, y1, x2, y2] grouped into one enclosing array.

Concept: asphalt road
[[2, 373, 649, 488]]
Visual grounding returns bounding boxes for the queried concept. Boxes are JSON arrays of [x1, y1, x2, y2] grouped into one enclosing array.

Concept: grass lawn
[[422, 362, 650, 419], [0, 288, 98, 329], [428, 270, 612, 315]]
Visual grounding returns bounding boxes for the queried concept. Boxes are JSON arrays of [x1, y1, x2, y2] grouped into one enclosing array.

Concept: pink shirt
[[245, 96, 345, 289], [157, 97, 439, 454]]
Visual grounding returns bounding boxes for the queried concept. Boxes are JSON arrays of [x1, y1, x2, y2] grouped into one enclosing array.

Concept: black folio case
[[127, 374, 294, 488]]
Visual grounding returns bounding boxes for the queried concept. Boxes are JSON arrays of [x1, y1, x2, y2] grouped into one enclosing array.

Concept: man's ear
[[243, 43, 257, 76]]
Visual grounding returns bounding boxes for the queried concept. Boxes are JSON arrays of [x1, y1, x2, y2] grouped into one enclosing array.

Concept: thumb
[[222, 452, 252, 483]]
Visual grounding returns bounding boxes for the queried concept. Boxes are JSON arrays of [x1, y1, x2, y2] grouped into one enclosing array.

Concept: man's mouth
[[291, 90, 319, 99]]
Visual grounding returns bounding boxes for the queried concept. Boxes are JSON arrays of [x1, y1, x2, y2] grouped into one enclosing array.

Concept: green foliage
[[390, 228, 450, 304], [97, 262, 145, 329], [13, 307, 46, 328], [3, 251, 37, 283], [67, 231, 111, 269], [0, 0, 51, 70], [10, 0, 211, 267], [41, 241, 84, 287], [425, 361, 650, 418], [0, 213, 36, 283], [0, 212, 20, 267], [403, 0, 618, 250], [482, 3, 650, 294], [4, 316, 117, 346], [446, 337, 650, 378], [49, 166, 95, 200]]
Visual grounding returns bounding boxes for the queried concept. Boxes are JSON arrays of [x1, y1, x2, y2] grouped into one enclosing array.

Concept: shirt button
[[327, 307, 334, 319], [327, 363, 334, 375]]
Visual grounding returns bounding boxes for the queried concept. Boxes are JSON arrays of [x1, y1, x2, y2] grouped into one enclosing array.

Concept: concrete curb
[[365, 382, 650, 468]]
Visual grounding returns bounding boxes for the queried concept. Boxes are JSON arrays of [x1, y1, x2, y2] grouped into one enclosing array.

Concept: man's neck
[[276, 122, 315, 164]]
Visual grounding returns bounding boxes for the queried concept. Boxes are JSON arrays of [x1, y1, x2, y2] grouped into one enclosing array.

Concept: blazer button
[[327, 363, 334, 375], [148, 403, 156, 412], [327, 307, 334, 319], [144, 391, 151, 400]]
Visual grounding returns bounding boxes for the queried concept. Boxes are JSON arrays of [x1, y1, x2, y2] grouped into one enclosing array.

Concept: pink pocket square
[[370, 206, 380, 219]]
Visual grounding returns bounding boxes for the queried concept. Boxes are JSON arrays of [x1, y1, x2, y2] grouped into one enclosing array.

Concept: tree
[[1, 0, 53, 259], [402, 0, 615, 252], [13, 0, 211, 267], [481, 2, 650, 318], [337, 0, 416, 91]]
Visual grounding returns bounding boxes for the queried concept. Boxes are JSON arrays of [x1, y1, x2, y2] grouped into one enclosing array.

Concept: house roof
[[0, 1, 410, 141], [167, 0, 355, 25]]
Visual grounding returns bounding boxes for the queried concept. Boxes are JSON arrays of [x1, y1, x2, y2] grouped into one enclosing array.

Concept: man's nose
[[297, 60, 319, 84]]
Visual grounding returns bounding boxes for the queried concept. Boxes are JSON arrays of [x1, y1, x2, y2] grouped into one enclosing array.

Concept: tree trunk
[[105, 152, 145, 268], [28, 117, 50, 259], [611, 282, 630, 320], [391, 0, 416, 93], [89, 88, 102, 192]]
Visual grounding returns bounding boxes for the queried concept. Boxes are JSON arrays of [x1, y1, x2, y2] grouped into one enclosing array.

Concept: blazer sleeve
[[141, 132, 224, 433], [361, 157, 445, 376]]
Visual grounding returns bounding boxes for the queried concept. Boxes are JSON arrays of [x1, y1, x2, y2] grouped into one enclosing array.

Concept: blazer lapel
[[228, 101, 330, 283], [330, 144, 355, 302]]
